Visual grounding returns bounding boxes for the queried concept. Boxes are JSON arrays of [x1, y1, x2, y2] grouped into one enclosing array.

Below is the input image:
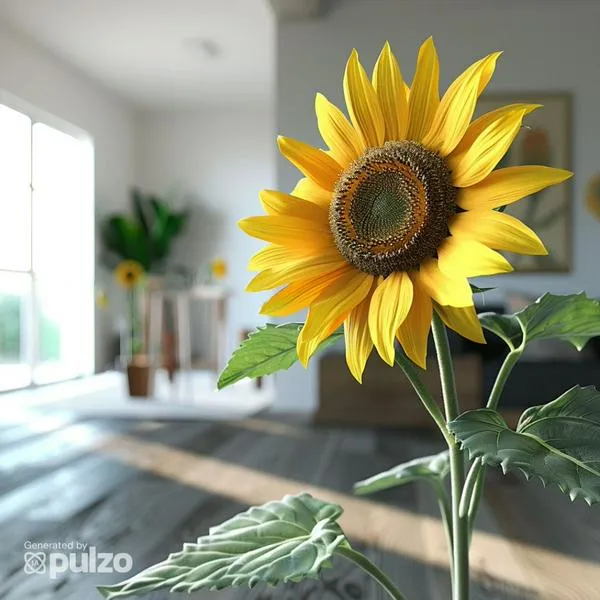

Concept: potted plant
[[114, 259, 153, 397], [100, 188, 190, 382]]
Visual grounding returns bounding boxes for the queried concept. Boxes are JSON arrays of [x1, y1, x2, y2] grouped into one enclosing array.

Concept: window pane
[[0, 105, 31, 271], [33, 277, 94, 384], [32, 123, 92, 279], [31, 122, 94, 382], [0, 271, 31, 390]]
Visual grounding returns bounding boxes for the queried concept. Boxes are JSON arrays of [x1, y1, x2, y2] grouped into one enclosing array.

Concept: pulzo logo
[[24, 541, 133, 580]]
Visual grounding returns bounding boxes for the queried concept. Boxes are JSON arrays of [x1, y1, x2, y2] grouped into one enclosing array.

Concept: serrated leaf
[[479, 292, 600, 349], [98, 493, 348, 599], [449, 386, 600, 505], [478, 312, 522, 348], [217, 323, 343, 389], [353, 451, 449, 495]]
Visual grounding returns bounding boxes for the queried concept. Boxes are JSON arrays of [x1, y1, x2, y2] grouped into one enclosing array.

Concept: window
[[0, 100, 94, 391]]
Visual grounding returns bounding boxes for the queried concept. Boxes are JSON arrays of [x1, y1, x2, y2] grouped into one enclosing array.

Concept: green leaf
[[100, 216, 150, 270], [478, 313, 522, 348], [100, 190, 189, 273], [131, 188, 152, 236], [217, 323, 343, 390], [470, 284, 495, 295], [97, 493, 348, 598], [353, 451, 449, 495], [479, 292, 600, 349], [449, 385, 600, 505]]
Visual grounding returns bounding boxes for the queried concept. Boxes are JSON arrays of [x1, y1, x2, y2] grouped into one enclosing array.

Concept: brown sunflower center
[[330, 140, 457, 277]]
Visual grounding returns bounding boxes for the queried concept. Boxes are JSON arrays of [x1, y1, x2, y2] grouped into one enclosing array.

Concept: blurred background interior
[[0, 1, 599, 598]]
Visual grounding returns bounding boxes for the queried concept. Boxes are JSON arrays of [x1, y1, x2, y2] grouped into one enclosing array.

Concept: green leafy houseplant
[[100, 188, 189, 274], [98, 40, 594, 600]]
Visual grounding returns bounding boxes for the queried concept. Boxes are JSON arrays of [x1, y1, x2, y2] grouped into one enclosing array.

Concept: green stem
[[339, 546, 408, 600], [431, 314, 469, 600], [132, 285, 141, 357], [459, 458, 483, 519], [486, 348, 523, 411], [394, 350, 454, 576], [465, 347, 523, 534], [467, 465, 486, 534], [433, 480, 454, 559], [128, 288, 135, 358], [395, 351, 454, 446]]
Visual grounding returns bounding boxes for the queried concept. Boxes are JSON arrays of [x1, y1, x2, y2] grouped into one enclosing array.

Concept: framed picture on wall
[[476, 92, 573, 273]]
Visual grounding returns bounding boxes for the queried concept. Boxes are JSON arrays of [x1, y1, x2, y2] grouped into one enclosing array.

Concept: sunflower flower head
[[114, 260, 145, 290], [239, 38, 573, 382]]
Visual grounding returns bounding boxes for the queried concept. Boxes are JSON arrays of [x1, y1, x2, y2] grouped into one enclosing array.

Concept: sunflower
[[239, 39, 572, 382], [114, 260, 145, 289]]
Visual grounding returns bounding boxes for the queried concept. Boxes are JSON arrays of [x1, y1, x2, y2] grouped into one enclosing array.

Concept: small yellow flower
[[114, 260, 145, 289], [211, 258, 228, 280], [96, 289, 109, 309], [240, 39, 573, 382]]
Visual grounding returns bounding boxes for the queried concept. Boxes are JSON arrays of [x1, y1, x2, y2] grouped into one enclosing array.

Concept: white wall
[[0, 21, 135, 371], [275, 0, 600, 412], [134, 107, 275, 358]]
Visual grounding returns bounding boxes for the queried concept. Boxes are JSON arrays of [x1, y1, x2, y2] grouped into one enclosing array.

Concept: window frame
[[0, 91, 95, 390]]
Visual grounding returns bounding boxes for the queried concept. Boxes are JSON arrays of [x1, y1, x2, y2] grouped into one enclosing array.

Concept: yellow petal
[[248, 244, 318, 272], [448, 104, 540, 187], [344, 281, 377, 383], [396, 274, 432, 369], [451, 103, 539, 157], [418, 258, 473, 307], [450, 210, 547, 256], [246, 250, 346, 292], [437, 237, 513, 278], [372, 41, 408, 141], [260, 266, 351, 317], [368, 272, 414, 366], [435, 303, 485, 344], [407, 37, 440, 142], [239, 215, 331, 248], [315, 93, 363, 166], [344, 49, 385, 148], [457, 166, 573, 211], [297, 271, 373, 366], [259, 189, 328, 220], [291, 177, 332, 208], [278, 136, 342, 191], [422, 52, 501, 156]]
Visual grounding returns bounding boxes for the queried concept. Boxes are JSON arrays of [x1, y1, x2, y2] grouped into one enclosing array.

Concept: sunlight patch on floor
[[95, 434, 600, 599], [225, 418, 312, 439]]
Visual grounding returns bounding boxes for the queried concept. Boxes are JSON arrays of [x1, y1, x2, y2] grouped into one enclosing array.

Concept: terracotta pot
[[127, 360, 155, 398]]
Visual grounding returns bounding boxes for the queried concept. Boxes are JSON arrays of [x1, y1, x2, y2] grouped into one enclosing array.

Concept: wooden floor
[[0, 407, 599, 600]]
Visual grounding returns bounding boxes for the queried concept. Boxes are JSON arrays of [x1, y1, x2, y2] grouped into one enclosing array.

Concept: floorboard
[[0, 410, 597, 600]]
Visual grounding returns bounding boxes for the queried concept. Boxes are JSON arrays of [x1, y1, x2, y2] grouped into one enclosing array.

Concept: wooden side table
[[148, 285, 229, 378]]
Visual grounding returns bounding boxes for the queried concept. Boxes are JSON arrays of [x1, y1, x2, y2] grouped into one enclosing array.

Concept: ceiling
[[0, 0, 276, 109]]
